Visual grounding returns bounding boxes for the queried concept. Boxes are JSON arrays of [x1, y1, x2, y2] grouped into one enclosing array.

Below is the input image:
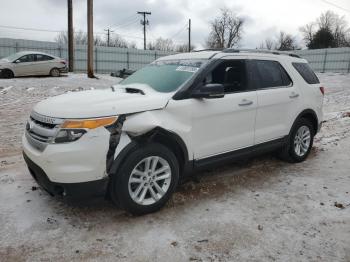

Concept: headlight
[[61, 116, 117, 129], [54, 129, 86, 143], [54, 116, 117, 143]]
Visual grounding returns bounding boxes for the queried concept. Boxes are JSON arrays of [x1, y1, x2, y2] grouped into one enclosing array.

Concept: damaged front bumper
[[22, 117, 133, 197], [23, 152, 108, 197]]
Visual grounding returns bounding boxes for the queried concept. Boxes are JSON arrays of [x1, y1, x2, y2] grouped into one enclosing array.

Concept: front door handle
[[289, 92, 299, 99], [239, 99, 253, 106]]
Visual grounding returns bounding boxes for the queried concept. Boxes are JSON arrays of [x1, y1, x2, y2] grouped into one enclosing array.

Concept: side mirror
[[191, 83, 225, 99], [14, 60, 20, 63]]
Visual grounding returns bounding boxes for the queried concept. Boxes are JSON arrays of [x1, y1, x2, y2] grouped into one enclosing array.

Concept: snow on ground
[[0, 73, 349, 261]]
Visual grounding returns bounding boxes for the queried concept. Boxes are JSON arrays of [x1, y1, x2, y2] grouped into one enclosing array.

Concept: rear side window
[[292, 63, 320, 84], [36, 54, 54, 61], [255, 60, 292, 88]]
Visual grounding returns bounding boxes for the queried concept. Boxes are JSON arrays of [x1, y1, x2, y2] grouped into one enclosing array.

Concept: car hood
[[33, 84, 172, 119], [0, 60, 10, 67]]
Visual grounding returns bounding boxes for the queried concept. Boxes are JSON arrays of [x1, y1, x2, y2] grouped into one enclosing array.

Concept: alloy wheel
[[128, 156, 171, 205], [293, 125, 311, 157]]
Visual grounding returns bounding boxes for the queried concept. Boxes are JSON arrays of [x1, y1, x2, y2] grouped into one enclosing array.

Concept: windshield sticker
[[176, 66, 199, 73]]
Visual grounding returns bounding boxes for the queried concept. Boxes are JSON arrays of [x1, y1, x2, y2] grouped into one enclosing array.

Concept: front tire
[[109, 143, 179, 215], [1, 69, 14, 79], [279, 118, 314, 163]]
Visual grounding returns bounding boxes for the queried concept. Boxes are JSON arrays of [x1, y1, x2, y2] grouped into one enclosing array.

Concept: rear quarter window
[[292, 62, 320, 84], [254, 60, 292, 88]]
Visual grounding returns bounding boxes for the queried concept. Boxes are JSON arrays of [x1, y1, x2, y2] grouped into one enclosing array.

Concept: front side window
[[120, 59, 205, 93], [17, 54, 35, 63], [204, 60, 248, 93]]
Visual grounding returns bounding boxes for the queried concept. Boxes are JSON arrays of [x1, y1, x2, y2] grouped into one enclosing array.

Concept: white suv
[[22, 49, 324, 215]]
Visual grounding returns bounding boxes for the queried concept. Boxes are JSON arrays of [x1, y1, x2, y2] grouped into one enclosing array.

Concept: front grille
[[30, 116, 56, 129], [25, 112, 64, 151]]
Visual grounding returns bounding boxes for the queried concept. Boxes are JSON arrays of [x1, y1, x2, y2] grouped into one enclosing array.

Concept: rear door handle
[[239, 99, 253, 106], [289, 92, 299, 99]]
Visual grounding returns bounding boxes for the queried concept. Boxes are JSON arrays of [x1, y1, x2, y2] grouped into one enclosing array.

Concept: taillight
[[60, 60, 67, 65], [319, 86, 325, 95]]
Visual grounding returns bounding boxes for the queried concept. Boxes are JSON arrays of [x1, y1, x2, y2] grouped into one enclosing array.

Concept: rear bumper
[[23, 152, 108, 197]]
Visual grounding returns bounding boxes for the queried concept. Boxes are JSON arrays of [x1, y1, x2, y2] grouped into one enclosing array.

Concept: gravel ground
[[0, 73, 349, 261]]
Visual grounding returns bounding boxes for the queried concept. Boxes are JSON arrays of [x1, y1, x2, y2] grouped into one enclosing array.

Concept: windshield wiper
[[125, 87, 145, 95], [110, 85, 145, 95]]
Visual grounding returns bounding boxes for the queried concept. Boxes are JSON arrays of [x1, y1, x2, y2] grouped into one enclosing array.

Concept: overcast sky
[[0, 0, 349, 49]]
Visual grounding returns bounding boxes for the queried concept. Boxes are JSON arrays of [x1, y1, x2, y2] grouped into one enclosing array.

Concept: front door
[[191, 58, 257, 159], [14, 54, 36, 76]]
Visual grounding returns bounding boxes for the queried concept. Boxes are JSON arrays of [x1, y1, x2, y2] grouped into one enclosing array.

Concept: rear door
[[252, 59, 303, 144], [35, 54, 55, 75]]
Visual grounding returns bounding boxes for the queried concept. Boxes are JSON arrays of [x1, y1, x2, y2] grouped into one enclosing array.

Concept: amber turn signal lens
[[61, 116, 117, 129]]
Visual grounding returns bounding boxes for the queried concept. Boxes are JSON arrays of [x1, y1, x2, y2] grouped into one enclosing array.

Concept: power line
[[320, 0, 350, 13], [113, 17, 139, 29], [114, 14, 138, 25], [0, 24, 144, 40], [0, 25, 62, 33], [114, 16, 139, 28], [169, 23, 188, 39]]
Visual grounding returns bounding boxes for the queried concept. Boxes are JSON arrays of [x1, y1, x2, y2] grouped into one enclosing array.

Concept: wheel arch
[[136, 127, 191, 178], [1, 68, 15, 78], [292, 109, 319, 135], [109, 127, 191, 180]]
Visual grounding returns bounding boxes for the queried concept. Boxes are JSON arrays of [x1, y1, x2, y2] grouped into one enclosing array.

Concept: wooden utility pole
[[104, 28, 114, 47], [67, 0, 74, 72], [188, 19, 191, 52], [87, 0, 94, 78], [137, 11, 151, 50]]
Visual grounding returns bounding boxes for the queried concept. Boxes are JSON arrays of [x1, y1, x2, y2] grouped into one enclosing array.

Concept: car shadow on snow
[[29, 148, 320, 220]]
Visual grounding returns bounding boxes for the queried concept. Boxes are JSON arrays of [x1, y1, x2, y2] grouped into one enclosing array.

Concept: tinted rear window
[[292, 63, 320, 84], [255, 60, 286, 88], [36, 54, 54, 61]]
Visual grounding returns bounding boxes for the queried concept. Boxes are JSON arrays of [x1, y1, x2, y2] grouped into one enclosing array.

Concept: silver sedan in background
[[0, 51, 68, 78]]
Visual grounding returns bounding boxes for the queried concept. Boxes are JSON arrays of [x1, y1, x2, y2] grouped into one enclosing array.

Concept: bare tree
[[175, 43, 195, 52], [275, 31, 298, 50], [259, 38, 274, 50], [102, 35, 128, 48], [300, 22, 315, 45], [55, 31, 130, 48], [259, 32, 298, 51], [206, 8, 244, 49], [300, 10, 350, 48], [148, 38, 175, 51]]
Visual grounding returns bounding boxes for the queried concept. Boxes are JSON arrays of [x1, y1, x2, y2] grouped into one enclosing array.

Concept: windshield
[[1, 53, 22, 62], [120, 59, 205, 93]]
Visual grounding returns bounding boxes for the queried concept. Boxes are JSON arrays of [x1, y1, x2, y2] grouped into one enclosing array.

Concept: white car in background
[[0, 51, 68, 78]]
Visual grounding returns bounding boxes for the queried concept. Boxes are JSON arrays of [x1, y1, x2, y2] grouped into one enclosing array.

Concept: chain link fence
[[1, 38, 350, 73]]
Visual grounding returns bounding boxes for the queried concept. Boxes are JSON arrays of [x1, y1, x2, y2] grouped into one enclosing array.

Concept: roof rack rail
[[222, 48, 301, 58], [193, 48, 223, 52]]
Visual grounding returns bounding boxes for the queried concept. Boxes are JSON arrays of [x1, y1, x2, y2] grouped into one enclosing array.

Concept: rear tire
[[279, 118, 314, 163], [109, 143, 179, 215], [50, 68, 60, 77], [1, 69, 14, 79]]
